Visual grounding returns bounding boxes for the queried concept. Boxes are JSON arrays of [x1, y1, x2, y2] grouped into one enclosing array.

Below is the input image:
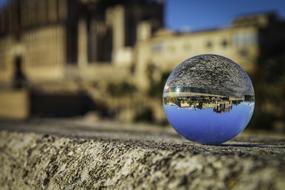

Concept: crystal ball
[[163, 54, 255, 145]]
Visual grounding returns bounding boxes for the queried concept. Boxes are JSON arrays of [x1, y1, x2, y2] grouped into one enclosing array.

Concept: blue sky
[[164, 102, 254, 144], [0, 0, 6, 7], [1, 0, 285, 31], [166, 0, 285, 31]]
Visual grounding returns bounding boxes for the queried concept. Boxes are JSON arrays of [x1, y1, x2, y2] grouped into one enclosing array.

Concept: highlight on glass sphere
[[163, 54, 255, 145]]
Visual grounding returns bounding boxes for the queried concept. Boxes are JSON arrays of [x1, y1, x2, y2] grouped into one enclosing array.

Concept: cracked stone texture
[[0, 120, 285, 190], [166, 54, 254, 97]]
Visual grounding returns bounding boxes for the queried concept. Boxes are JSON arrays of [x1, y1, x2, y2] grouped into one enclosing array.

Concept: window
[[233, 31, 257, 47], [246, 32, 257, 45], [58, 0, 67, 21], [239, 49, 248, 58], [233, 33, 243, 47], [206, 41, 212, 49], [221, 39, 228, 48]]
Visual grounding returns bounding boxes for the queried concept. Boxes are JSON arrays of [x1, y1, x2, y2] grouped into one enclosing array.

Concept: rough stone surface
[[0, 120, 285, 190]]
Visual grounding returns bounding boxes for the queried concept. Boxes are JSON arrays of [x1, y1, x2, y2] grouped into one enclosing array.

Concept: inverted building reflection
[[163, 86, 254, 113]]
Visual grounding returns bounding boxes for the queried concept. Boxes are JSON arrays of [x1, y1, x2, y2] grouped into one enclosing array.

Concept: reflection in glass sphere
[[163, 54, 255, 145]]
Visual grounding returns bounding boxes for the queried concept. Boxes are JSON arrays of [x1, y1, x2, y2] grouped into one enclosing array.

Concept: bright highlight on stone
[[163, 54, 255, 145]]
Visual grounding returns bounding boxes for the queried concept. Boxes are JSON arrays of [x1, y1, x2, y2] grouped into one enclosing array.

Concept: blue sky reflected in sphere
[[163, 54, 255, 145]]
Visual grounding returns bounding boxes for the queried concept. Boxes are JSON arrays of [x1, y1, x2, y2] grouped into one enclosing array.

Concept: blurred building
[[0, 0, 163, 86], [0, 0, 285, 119], [1, 0, 285, 89], [136, 11, 285, 89]]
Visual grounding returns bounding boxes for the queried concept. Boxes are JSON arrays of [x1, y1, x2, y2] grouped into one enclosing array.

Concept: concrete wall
[[0, 25, 66, 84], [0, 36, 15, 83], [22, 25, 66, 82], [0, 90, 29, 119]]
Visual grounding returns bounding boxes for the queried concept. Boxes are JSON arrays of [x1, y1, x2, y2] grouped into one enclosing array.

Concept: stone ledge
[[0, 123, 285, 190]]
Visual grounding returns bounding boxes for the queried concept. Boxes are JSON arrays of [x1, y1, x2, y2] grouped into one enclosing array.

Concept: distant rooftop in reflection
[[163, 94, 253, 113]]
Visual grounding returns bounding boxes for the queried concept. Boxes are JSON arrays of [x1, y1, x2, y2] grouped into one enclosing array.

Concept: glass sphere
[[163, 54, 255, 145]]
